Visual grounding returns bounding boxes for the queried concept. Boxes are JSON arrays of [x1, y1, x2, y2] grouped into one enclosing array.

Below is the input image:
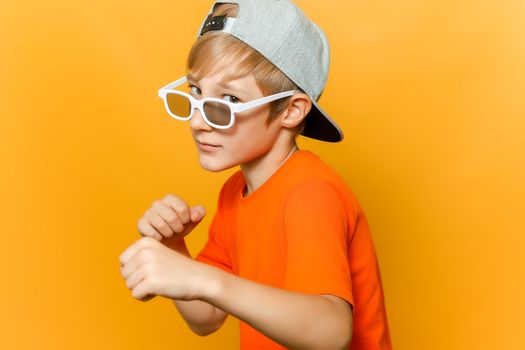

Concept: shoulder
[[285, 178, 346, 212], [286, 150, 347, 186], [290, 150, 364, 212], [283, 175, 363, 232], [283, 179, 350, 242]]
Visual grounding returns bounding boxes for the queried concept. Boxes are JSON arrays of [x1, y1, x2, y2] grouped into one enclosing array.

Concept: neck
[[241, 141, 299, 197]]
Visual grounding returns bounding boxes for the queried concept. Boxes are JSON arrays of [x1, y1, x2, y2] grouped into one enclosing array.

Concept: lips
[[197, 140, 220, 147]]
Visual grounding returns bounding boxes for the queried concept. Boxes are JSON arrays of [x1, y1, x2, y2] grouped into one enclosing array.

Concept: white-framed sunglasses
[[158, 76, 299, 129]]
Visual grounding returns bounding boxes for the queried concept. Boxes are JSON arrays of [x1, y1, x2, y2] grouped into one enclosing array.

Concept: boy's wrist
[[161, 237, 225, 302], [194, 262, 226, 303]]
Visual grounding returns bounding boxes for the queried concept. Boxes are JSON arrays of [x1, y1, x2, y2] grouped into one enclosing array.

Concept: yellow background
[[1, 0, 523, 349]]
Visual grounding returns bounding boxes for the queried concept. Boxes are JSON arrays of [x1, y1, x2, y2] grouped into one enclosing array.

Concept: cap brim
[[300, 99, 344, 142]]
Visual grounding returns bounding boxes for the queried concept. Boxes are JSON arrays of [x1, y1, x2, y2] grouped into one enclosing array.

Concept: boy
[[119, 1, 392, 349]]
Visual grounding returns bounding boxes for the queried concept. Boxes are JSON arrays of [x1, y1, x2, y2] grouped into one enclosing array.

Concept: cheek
[[227, 113, 274, 151]]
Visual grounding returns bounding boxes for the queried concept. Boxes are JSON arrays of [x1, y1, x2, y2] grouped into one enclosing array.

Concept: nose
[[190, 108, 213, 131]]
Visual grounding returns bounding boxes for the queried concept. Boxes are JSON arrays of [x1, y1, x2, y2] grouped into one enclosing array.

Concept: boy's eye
[[187, 84, 240, 103], [223, 94, 240, 103], [189, 85, 201, 95]]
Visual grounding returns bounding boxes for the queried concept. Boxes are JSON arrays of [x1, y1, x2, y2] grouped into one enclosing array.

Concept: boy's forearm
[[163, 238, 223, 335], [172, 299, 222, 336], [197, 264, 352, 350]]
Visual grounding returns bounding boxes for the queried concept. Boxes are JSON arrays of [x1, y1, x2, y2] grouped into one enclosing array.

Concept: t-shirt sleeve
[[195, 184, 234, 274], [283, 179, 355, 312]]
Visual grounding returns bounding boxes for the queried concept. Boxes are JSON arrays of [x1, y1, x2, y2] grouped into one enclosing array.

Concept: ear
[[280, 92, 312, 129]]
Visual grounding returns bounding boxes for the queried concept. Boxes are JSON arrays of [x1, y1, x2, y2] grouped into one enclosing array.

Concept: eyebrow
[[187, 74, 244, 94]]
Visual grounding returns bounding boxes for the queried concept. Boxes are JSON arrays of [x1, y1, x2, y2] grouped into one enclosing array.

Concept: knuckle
[[146, 230, 157, 239], [137, 218, 148, 232], [178, 205, 190, 217], [137, 249, 149, 261], [143, 262, 155, 275], [164, 193, 182, 203], [174, 205, 190, 223], [164, 194, 176, 202], [173, 223, 184, 233], [139, 237, 155, 249], [149, 223, 158, 233], [144, 236, 156, 244], [165, 212, 179, 223], [156, 220, 168, 231]]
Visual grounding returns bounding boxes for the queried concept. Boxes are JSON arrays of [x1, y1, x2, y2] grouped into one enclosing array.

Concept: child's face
[[188, 67, 285, 172]]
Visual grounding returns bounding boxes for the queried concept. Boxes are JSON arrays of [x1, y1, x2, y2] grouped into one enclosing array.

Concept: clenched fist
[[119, 194, 208, 301], [119, 237, 205, 302], [138, 194, 206, 243]]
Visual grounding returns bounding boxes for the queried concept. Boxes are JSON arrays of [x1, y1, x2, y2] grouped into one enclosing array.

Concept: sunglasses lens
[[203, 101, 232, 127], [166, 93, 191, 118]]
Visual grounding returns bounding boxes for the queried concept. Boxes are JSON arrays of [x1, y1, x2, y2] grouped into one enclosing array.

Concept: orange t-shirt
[[196, 149, 392, 349]]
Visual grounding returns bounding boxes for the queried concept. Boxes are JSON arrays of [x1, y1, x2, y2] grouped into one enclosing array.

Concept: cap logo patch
[[200, 15, 227, 35]]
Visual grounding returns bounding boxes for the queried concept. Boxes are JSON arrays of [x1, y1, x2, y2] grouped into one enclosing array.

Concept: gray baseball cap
[[195, 0, 344, 143]]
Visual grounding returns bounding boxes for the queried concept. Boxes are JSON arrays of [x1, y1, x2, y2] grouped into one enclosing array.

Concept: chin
[[198, 155, 235, 172]]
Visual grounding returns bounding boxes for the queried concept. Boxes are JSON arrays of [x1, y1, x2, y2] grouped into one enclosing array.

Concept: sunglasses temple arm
[[235, 90, 297, 113], [158, 77, 188, 95]]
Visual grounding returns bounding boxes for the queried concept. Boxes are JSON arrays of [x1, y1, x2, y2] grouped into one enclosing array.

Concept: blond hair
[[186, 3, 306, 136]]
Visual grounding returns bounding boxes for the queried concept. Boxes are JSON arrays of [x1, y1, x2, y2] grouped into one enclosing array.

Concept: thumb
[[190, 205, 206, 223]]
